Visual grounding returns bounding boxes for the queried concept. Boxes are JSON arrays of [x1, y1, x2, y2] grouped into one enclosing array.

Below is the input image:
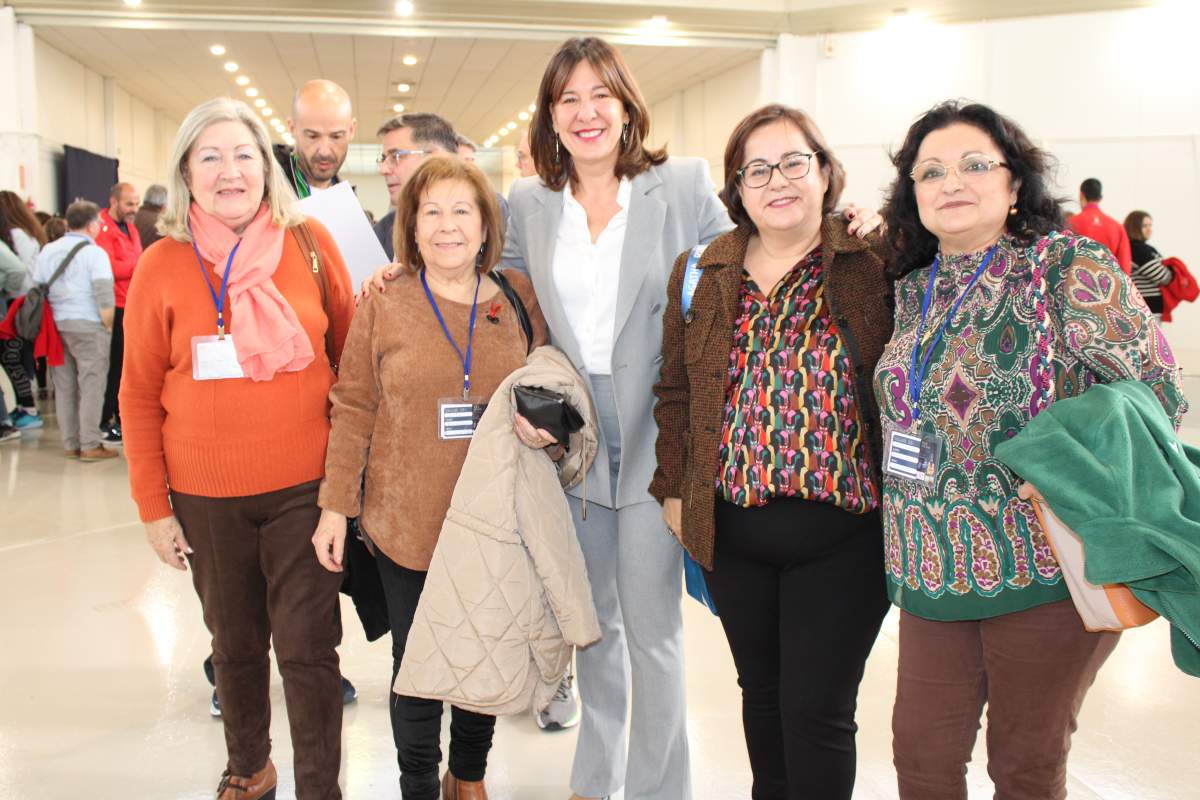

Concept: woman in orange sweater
[[120, 97, 354, 800]]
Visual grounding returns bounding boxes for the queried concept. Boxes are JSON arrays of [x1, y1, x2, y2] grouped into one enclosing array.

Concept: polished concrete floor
[[2, 379, 1199, 799]]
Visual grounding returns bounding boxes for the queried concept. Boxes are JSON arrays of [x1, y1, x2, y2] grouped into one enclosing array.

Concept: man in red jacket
[[1068, 178, 1131, 275], [94, 181, 142, 444]]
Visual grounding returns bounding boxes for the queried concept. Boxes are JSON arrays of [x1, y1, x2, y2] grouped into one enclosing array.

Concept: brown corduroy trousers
[[892, 599, 1119, 800], [173, 479, 343, 800]]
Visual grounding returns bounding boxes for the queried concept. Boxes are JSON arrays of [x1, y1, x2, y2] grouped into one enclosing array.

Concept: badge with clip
[[882, 423, 942, 487], [438, 396, 487, 440]]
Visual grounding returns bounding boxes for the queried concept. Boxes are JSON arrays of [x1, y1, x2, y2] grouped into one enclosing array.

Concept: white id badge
[[883, 424, 943, 486], [438, 396, 487, 440], [191, 335, 245, 381]]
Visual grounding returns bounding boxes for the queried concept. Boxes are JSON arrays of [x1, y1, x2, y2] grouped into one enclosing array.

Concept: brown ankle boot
[[442, 771, 488, 800], [216, 759, 277, 800]]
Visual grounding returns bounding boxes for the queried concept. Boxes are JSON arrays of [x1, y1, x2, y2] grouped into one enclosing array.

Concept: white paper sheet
[[296, 182, 391, 288]]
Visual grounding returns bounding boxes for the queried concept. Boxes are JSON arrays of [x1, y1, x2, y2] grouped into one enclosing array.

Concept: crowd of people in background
[[1, 32, 1195, 800]]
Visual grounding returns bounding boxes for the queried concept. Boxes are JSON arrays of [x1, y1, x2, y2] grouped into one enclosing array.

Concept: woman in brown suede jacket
[[649, 104, 893, 800]]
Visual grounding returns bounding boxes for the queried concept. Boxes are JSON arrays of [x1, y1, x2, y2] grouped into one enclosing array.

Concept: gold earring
[[1009, 205, 1018, 216]]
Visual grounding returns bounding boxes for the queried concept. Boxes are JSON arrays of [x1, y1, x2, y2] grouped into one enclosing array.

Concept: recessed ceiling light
[[235, 75, 250, 86], [645, 15, 669, 29], [262, 107, 273, 116], [393, 103, 406, 113], [123, 0, 142, 6], [505, 121, 517, 131], [528, 103, 536, 113], [245, 88, 258, 98], [402, 54, 418, 66], [499, 128, 510, 137], [518, 111, 529, 121], [210, 44, 226, 56], [254, 98, 266, 108], [395, 0, 415, 15], [397, 82, 411, 93], [224, 61, 238, 72]]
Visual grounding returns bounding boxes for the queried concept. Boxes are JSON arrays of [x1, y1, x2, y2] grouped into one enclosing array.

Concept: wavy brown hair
[[882, 100, 1066, 280], [394, 155, 503, 275], [529, 37, 666, 191], [720, 104, 845, 232], [0, 190, 48, 247]]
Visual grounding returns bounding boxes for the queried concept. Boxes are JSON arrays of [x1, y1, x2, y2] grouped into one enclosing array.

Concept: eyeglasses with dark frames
[[736, 152, 821, 189]]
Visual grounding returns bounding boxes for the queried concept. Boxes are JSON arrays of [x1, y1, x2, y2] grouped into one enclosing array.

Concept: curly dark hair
[[882, 100, 1066, 280]]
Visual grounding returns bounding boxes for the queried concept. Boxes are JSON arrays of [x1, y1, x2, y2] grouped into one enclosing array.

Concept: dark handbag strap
[[292, 222, 337, 372], [44, 241, 89, 289], [489, 269, 533, 355]]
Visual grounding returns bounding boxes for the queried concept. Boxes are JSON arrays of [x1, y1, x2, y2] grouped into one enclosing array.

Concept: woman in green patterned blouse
[[875, 101, 1186, 800]]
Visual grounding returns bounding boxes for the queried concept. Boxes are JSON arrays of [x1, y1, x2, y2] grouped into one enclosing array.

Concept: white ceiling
[[29, 25, 763, 146], [15, 0, 1155, 147]]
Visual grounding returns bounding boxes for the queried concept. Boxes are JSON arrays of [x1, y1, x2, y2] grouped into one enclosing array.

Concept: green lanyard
[[291, 152, 311, 199]]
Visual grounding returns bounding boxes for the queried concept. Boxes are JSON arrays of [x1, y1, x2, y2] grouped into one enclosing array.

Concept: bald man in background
[[274, 79, 357, 198]]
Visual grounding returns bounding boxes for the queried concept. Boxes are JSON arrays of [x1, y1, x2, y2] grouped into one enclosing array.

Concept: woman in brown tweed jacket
[[649, 104, 894, 800]]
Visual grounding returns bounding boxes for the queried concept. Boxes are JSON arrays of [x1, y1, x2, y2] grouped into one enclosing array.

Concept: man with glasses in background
[[373, 112, 459, 260]]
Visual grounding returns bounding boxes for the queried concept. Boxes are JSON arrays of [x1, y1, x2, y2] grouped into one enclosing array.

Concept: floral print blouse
[[873, 231, 1186, 621]]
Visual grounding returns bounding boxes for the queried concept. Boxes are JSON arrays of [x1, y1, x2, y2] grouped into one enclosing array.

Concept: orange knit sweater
[[120, 219, 355, 522]]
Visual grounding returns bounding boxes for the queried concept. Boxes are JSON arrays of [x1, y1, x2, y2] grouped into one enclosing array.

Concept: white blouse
[[551, 178, 632, 376]]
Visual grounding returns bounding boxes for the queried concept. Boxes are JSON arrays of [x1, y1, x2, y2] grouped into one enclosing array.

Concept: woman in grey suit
[[504, 37, 727, 800], [504, 38, 879, 800]]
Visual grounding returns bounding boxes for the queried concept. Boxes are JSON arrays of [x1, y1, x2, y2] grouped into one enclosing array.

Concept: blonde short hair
[[158, 97, 302, 242]]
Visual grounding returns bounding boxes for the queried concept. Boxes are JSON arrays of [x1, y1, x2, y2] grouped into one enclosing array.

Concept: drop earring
[[1009, 205, 1018, 216], [621, 123, 628, 147], [555, 134, 561, 164]]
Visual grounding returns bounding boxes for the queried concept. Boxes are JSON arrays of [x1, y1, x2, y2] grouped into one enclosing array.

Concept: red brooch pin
[[486, 302, 503, 324]]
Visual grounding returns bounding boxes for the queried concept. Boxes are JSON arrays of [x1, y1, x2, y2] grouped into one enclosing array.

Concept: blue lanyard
[[420, 270, 481, 399], [189, 237, 241, 338], [908, 246, 997, 420]]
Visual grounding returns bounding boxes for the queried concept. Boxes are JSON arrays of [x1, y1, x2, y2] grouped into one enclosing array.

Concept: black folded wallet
[[513, 384, 584, 446]]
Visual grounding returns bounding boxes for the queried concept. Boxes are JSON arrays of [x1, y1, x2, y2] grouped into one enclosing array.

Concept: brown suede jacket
[[649, 215, 894, 570]]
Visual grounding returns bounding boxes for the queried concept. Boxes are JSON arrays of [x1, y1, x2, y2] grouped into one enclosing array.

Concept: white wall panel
[[658, 6, 1200, 371]]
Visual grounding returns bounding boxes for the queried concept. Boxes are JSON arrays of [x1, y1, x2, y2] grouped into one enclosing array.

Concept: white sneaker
[[536, 668, 580, 730]]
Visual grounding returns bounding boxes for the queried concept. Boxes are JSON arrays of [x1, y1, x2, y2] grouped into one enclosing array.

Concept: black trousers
[[101, 306, 124, 428], [375, 548, 495, 799], [705, 496, 889, 800]]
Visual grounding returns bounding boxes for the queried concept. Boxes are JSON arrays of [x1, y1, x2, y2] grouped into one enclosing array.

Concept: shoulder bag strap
[[488, 268, 533, 355], [45, 241, 90, 289], [680, 243, 708, 316], [1027, 237, 1056, 417], [292, 222, 336, 372]]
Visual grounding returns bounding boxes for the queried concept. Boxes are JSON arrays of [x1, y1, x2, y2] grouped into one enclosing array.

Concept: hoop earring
[[555, 134, 561, 164]]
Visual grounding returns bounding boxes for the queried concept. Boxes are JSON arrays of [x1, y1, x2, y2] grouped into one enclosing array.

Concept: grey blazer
[[502, 157, 734, 508]]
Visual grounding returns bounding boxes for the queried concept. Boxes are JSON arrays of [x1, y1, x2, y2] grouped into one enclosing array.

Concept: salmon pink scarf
[[188, 202, 314, 381]]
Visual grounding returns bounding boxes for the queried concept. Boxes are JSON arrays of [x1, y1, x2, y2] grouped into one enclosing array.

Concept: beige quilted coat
[[393, 345, 602, 716]]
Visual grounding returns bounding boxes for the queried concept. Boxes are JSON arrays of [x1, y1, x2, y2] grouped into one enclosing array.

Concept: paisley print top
[[718, 247, 878, 512], [873, 231, 1186, 620]]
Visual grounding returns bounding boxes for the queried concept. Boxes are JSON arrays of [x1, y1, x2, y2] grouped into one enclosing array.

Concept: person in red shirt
[[1068, 177, 1131, 275], [94, 181, 142, 443]]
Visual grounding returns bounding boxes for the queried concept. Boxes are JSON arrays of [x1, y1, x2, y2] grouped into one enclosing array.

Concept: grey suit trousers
[[569, 375, 691, 800]]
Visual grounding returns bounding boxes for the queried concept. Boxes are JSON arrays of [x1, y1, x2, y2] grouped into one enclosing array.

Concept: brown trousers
[[892, 599, 1119, 800], [173, 480, 343, 800]]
